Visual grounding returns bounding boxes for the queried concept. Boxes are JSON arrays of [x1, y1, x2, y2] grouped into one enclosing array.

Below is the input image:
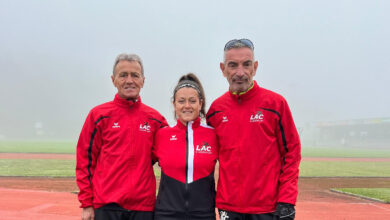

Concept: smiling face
[[220, 47, 258, 93], [112, 60, 145, 100], [174, 87, 203, 125]]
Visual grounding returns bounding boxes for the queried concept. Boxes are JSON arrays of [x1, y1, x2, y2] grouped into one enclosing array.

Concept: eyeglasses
[[224, 39, 254, 51]]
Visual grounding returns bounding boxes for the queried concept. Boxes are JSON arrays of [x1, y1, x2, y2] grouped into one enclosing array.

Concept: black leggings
[[154, 210, 216, 220], [95, 203, 153, 220]]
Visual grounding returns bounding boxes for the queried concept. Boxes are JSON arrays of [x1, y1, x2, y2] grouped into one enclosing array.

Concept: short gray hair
[[223, 39, 255, 62], [113, 53, 144, 75]]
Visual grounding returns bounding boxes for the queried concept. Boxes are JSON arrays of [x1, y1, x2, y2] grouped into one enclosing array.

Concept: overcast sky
[[0, 0, 389, 139]]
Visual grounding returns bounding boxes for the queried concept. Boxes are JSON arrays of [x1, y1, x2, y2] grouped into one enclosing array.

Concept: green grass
[[2, 141, 389, 177], [153, 166, 161, 178], [0, 158, 162, 178], [300, 161, 390, 177], [0, 159, 75, 177], [0, 140, 76, 154], [302, 147, 390, 158], [332, 188, 390, 203]]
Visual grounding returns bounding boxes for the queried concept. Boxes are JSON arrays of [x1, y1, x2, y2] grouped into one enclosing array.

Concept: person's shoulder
[[82, 100, 115, 123], [139, 103, 163, 116], [88, 100, 115, 115], [210, 91, 230, 107], [258, 86, 286, 102], [156, 124, 177, 137], [199, 123, 215, 130]]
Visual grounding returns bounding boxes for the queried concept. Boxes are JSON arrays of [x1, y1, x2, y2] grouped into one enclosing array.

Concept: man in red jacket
[[76, 53, 167, 220], [206, 39, 301, 220]]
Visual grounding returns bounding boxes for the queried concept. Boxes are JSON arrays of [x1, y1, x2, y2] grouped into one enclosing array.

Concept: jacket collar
[[113, 93, 141, 108], [176, 117, 201, 130], [229, 80, 260, 102]]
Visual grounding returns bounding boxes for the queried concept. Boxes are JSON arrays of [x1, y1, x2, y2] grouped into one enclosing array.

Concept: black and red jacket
[[76, 94, 167, 211], [153, 117, 218, 219], [206, 81, 301, 214]]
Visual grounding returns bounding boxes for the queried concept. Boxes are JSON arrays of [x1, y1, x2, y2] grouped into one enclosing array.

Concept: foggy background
[[0, 0, 389, 144]]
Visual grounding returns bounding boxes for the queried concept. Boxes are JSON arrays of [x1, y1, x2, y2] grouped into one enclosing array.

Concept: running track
[[0, 154, 389, 219], [0, 186, 389, 220]]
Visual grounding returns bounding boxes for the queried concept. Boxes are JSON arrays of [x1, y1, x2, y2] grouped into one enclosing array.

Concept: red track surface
[[0, 187, 79, 220], [1, 153, 390, 219], [1, 178, 389, 220]]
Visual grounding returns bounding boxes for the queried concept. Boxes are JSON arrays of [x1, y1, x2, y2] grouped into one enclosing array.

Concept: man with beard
[[206, 39, 301, 220]]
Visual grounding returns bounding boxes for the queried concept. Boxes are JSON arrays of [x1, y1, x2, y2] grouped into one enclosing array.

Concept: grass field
[[1, 141, 390, 178], [1, 159, 389, 177], [0, 140, 76, 154], [332, 188, 390, 203], [0, 159, 75, 177], [1, 141, 389, 157], [300, 161, 390, 177]]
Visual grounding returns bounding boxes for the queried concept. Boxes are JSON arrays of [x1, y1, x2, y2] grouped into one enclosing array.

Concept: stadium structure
[[301, 117, 390, 148]]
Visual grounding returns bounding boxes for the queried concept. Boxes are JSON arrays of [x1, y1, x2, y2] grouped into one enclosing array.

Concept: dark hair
[[173, 73, 206, 119]]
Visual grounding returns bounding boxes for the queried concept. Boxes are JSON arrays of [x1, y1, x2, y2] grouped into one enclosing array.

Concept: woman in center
[[153, 73, 218, 220]]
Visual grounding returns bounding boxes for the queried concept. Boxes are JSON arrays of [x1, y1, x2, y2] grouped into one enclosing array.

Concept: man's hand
[[82, 207, 94, 220], [274, 202, 295, 220]]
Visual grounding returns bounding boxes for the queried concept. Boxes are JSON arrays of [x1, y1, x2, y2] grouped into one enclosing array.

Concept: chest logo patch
[[196, 142, 212, 154], [139, 122, 151, 132], [250, 111, 264, 123], [112, 122, 120, 128], [222, 116, 229, 123], [170, 135, 177, 141]]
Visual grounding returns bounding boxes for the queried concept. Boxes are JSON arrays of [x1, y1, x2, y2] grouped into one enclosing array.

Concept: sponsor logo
[[139, 122, 151, 132], [250, 111, 264, 122], [196, 142, 212, 154], [219, 211, 229, 220], [222, 116, 229, 123], [112, 122, 120, 128], [170, 135, 177, 141]]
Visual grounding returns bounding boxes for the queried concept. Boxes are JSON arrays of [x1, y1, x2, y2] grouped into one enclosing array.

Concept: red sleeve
[[151, 114, 168, 164], [76, 111, 103, 208], [206, 103, 217, 128], [152, 130, 162, 164], [160, 116, 168, 128], [276, 100, 301, 205]]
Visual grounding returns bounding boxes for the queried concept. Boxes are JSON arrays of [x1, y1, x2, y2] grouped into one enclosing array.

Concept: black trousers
[[154, 210, 216, 220], [218, 209, 278, 220], [95, 203, 154, 220]]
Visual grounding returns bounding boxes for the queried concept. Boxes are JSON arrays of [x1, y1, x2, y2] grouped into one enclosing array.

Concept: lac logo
[[196, 142, 212, 154], [250, 111, 264, 123], [139, 122, 151, 132]]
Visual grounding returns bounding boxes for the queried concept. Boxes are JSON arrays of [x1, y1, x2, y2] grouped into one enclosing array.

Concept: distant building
[[302, 117, 390, 148]]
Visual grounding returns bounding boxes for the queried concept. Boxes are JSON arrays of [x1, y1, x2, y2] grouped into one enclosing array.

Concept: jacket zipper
[[185, 122, 189, 218], [237, 95, 244, 207]]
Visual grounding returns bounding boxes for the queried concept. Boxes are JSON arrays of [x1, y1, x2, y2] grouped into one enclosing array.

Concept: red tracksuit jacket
[[76, 94, 167, 211], [206, 81, 301, 214], [153, 118, 218, 219]]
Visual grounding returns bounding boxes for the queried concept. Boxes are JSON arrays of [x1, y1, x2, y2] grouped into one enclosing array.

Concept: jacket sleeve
[[76, 111, 103, 208], [151, 114, 168, 164], [159, 116, 168, 128], [206, 104, 217, 128], [152, 130, 161, 164], [276, 99, 301, 205]]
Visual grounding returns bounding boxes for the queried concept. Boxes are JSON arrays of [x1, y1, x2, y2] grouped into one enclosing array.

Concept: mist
[[0, 0, 389, 146]]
